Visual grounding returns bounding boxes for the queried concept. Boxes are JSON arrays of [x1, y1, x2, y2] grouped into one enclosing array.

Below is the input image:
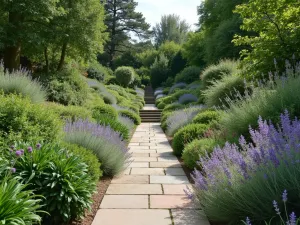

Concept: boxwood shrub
[[92, 103, 118, 120], [192, 110, 221, 125], [119, 110, 141, 125], [172, 124, 208, 156]]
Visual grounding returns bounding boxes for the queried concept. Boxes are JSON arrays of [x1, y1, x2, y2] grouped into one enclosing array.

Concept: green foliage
[[87, 62, 111, 82], [93, 114, 130, 141], [182, 138, 217, 169], [12, 143, 95, 224], [45, 64, 89, 106], [221, 73, 300, 140], [172, 124, 208, 156], [203, 74, 246, 107], [157, 102, 166, 110], [201, 59, 239, 88], [163, 103, 186, 113], [0, 177, 42, 225], [0, 94, 62, 146], [45, 102, 93, 122], [113, 51, 142, 69], [154, 14, 190, 46], [115, 66, 135, 87], [61, 143, 102, 182], [175, 66, 202, 83], [192, 110, 221, 125], [158, 41, 181, 62], [150, 54, 171, 88], [170, 51, 188, 76], [137, 49, 159, 68], [119, 110, 141, 125], [234, 0, 300, 76], [92, 104, 118, 120], [182, 32, 206, 67], [0, 66, 46, 103]]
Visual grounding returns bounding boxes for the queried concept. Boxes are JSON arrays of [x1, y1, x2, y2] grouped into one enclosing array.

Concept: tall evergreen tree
[[153, 14, 190, 47], [103, 0, 150, 67]]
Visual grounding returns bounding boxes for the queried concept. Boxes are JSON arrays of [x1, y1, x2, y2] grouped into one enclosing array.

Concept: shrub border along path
[[91, 105, 210, 225]]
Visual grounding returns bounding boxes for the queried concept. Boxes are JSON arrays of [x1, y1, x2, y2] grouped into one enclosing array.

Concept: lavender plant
[[243, 190, 299, 225], [64, 119, 130, 176], [166, 105, 205, 136], [178, 93, 198, 105], [190, 111, 300, 224], [168, 82, 187, 94]]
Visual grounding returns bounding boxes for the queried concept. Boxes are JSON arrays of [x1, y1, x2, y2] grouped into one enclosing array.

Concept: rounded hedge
[[0, 94, 62, 146], [92, 104, 118, 120], [119, 110, 141, 125], [172, 124, 208, 156], [178, 94, 198, 105], [175, 66, 202, 84], [115, 66, 135, 87], [182, 138, 217, 169], [192, 110, 221, 125]]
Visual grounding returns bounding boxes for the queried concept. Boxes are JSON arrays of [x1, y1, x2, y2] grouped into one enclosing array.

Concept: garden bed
[[70, 177, 112, 225]]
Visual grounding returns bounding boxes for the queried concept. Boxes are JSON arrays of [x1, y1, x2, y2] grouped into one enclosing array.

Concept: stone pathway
[[92, 122, 210, 225]]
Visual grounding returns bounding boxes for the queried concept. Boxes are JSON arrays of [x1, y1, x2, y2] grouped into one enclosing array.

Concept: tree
[[103, 0, 150, 67], [182, 32, 206, 67], [0, 0, 59, 71], [153, 14, 190, 47], [234, 0, 300, 76], [197, 0, 248, 64], [158, 41, 181, 61]]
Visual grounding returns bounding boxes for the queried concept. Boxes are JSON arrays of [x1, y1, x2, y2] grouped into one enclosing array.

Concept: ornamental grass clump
[[0, 65, 46, 103], [166, 105, 205, 136], [64, 119, 130, 176], [191, 111, 300, 224]]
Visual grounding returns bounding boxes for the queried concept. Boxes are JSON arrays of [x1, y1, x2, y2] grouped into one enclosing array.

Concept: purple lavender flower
[[15, 150, 22, 157], [27, 146, 33, 153], [20, 149, 24, 155], [36, 143, 42, 149], [245, 217, 251, 225], [289, 212, 297, 225], [282, 190, 288, 202], [10, 167, 16, 173], [273, 200, 280, 215]]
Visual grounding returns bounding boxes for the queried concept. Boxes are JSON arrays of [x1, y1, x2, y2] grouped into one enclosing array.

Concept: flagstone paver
[[91, 118, 210, 225]]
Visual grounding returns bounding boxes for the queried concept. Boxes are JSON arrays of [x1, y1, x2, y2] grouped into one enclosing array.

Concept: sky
[[136, 0, 201, 30]]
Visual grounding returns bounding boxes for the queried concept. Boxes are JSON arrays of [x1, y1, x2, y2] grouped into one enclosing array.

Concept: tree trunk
[[4, 12, 22, 72], [109, 0, 117, 68], [44, 47, 49, 73], [57, 42, 68, 71]]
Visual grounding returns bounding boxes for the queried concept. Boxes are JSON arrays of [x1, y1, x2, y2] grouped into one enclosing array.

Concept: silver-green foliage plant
[[166, 105, 205, 136], [64, 119, 130, 176], [115, 66, 135, 87], [0, 177, 42, 225], [0, 65, 46, 103]]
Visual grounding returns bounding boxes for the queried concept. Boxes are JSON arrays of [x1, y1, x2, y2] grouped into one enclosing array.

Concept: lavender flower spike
[[282, 189, 288, 202]]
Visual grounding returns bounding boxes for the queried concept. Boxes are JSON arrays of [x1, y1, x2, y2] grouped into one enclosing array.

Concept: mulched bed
[[70, 177, 112, 225]]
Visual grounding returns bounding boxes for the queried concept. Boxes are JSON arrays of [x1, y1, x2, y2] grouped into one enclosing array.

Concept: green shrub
[[192, 110, 221, 125], [182, 138, 217, 169], [115, 66, 135, 87], [201, 59, 239, 88], [221, 73, 300, 140], [150, 54, 171, 88], [157, 102, 166, 109], [46, 64, 88, 106], [61, 143, 102, 182], [12, 143, 95, 224], [93, 114, 130, 141], [100, 91, 117, 105], [0, 177, 42, 224], [163, 103, 186, 113], [92, 104, 118, 120], [0, 67, 46, 103], [45, 102, 93, 121], [119, 110, 141, 125], [87, 62, 111, 82], [175, 66, 202, 83], [172, 124, 208, 156], [106, 76, 119, 85], [156, 95, 176, 106], [0, 94, 62, 146], [203, 74, 246, 107]]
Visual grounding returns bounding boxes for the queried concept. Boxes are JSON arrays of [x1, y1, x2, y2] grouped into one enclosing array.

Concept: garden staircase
[[140, 86, 161, 123]]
